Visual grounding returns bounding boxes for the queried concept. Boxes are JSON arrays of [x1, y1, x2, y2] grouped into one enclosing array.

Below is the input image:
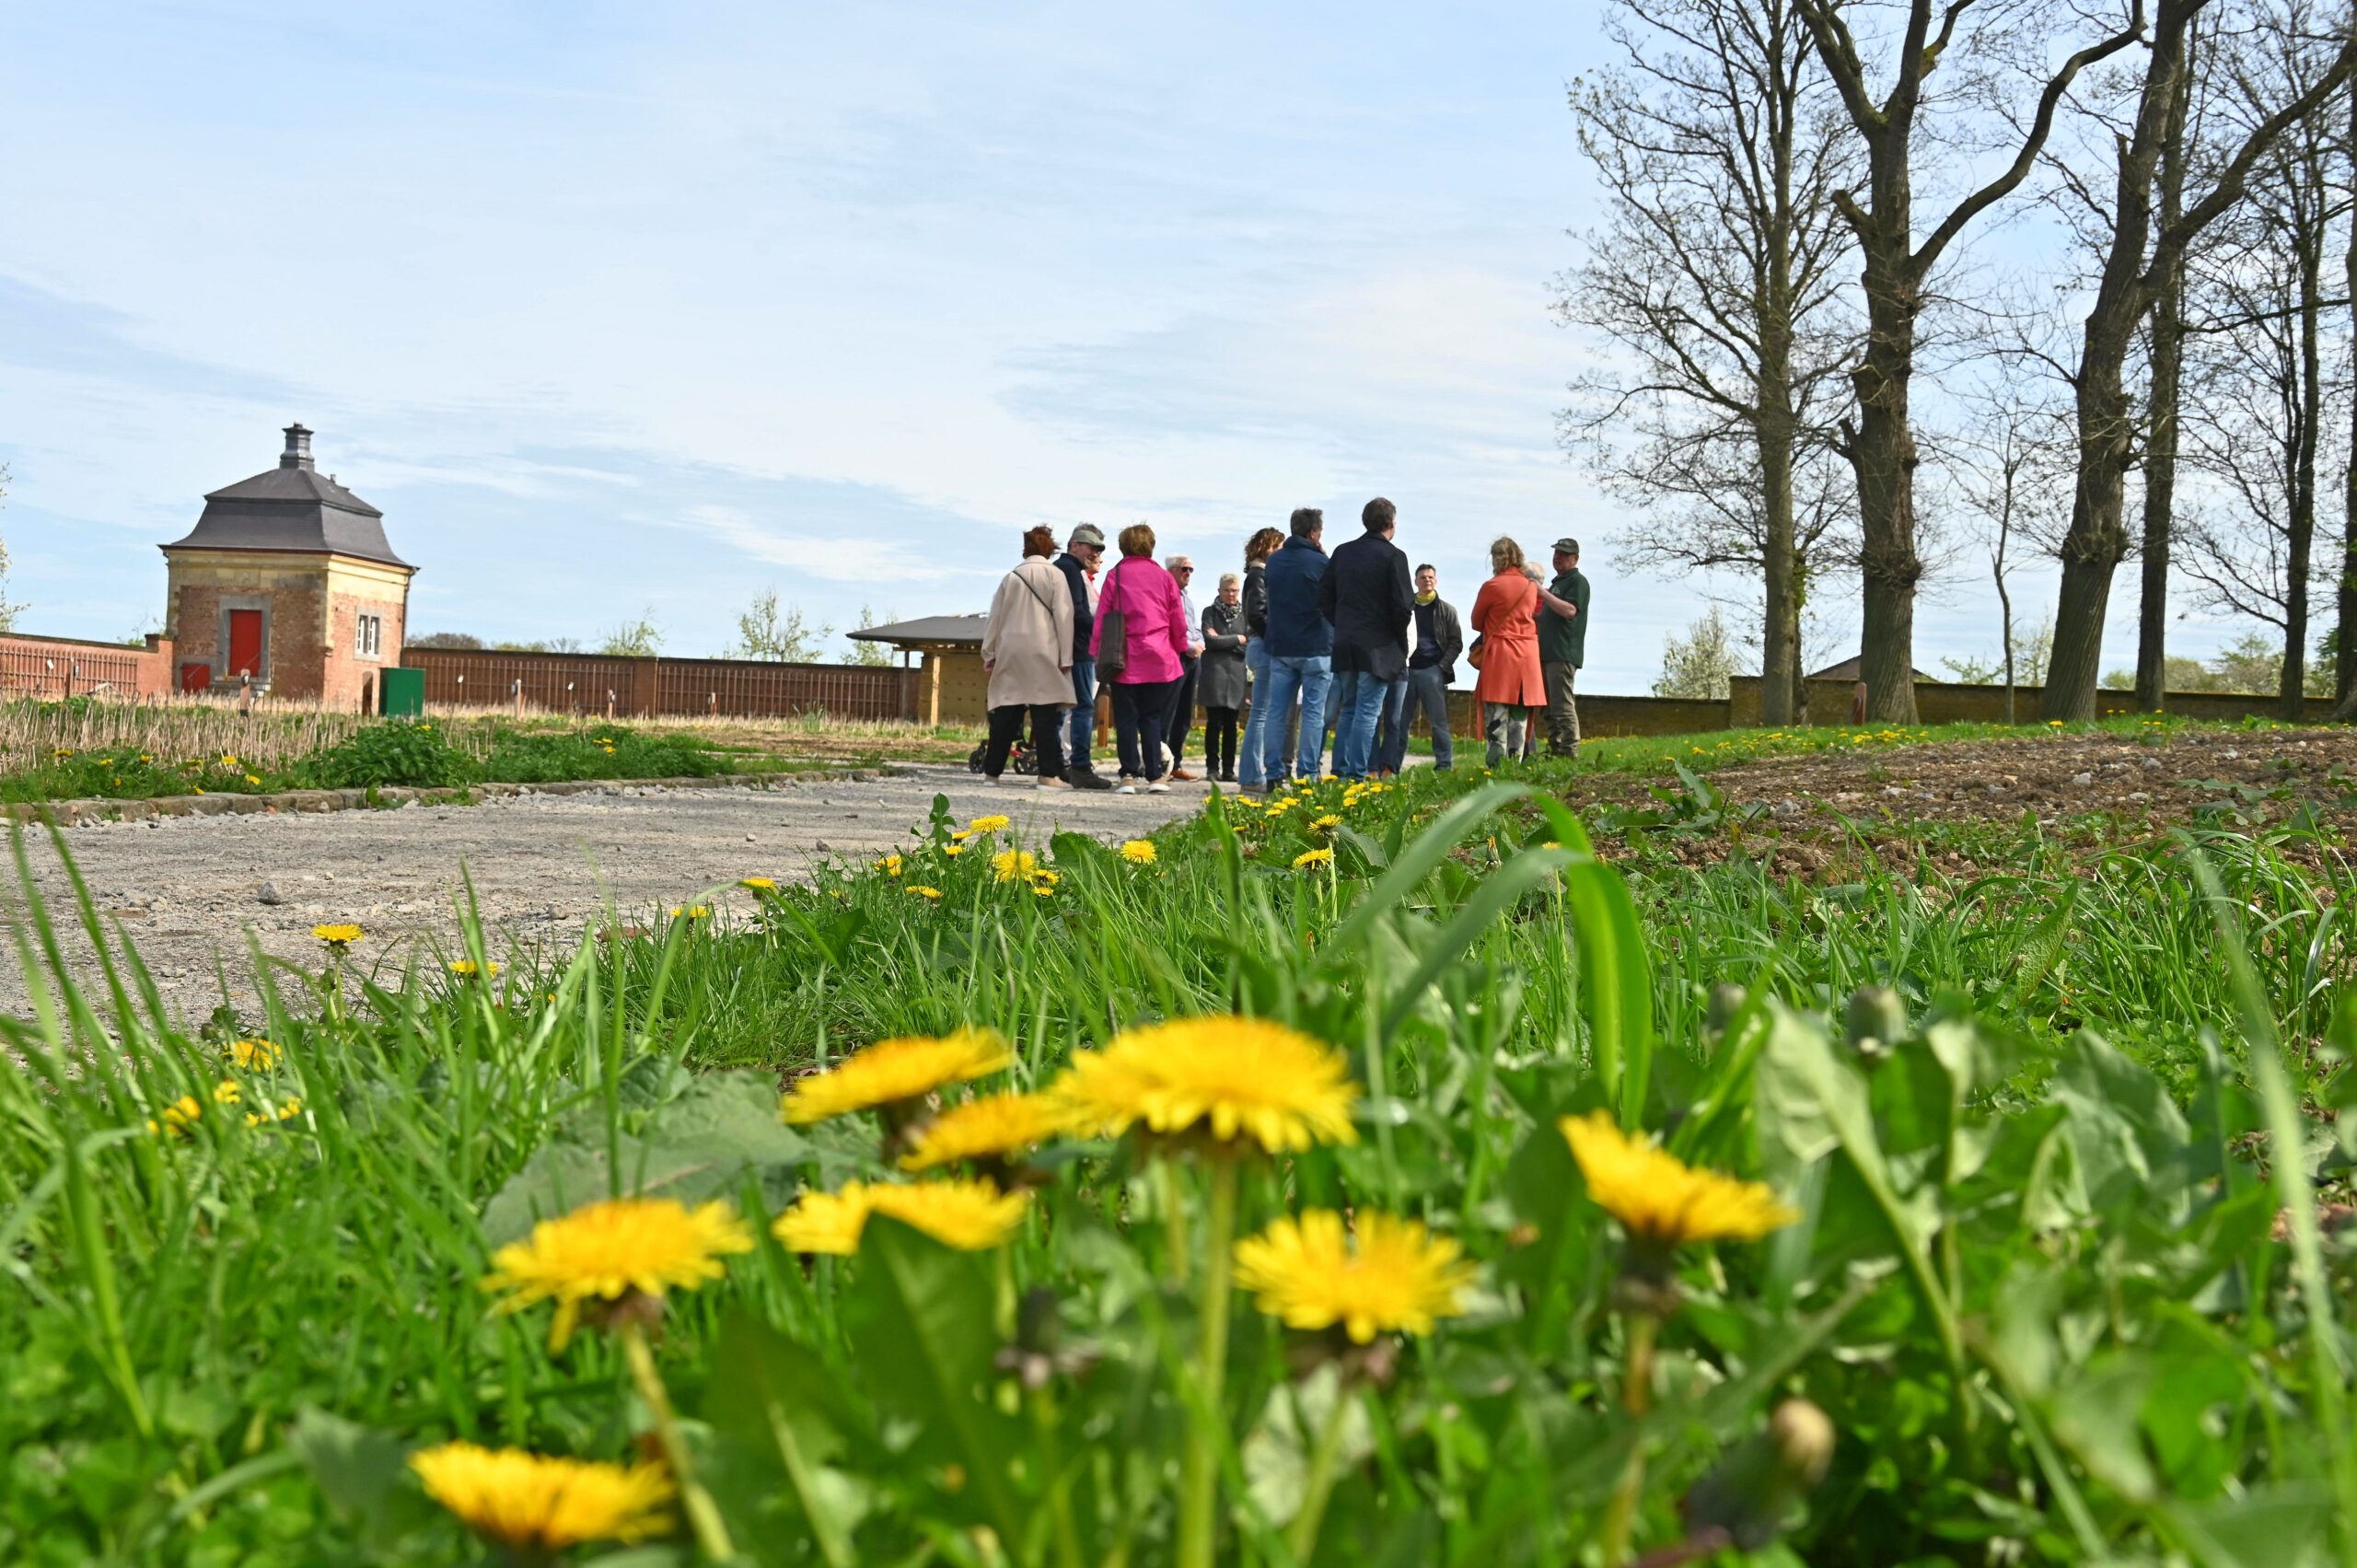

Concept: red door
[[180, 662, 211, 692], [226, 610, 262, 679]]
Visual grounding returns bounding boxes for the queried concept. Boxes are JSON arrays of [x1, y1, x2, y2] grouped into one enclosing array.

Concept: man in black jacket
[[1318, 497, 1415, 781], [1053, 525, 1114, 789]]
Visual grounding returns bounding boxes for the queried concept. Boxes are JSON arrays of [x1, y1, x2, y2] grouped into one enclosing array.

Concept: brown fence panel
[[399, 647, 917, 721], [653, 658, 909, 720], [0, 633, 168, 700], [400, 648, 651, 714]]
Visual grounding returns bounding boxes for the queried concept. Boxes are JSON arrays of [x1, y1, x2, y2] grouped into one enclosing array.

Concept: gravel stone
[[4, 764, 1208, 1022]]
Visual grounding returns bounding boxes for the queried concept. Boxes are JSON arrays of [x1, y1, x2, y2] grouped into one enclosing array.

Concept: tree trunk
[[1758, 379, 1800, 725], [2043, 347, 2139, 721], [1849, 238, 1922, 723], [2284, 191, 2324, 719], [2138, 27, 2194, 713], [2044, 7, 2193, 721], [2342, 69, 2357, 708]]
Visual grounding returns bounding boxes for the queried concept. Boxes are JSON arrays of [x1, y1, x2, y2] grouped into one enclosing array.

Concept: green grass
[[1, 751, 2352, 1564]]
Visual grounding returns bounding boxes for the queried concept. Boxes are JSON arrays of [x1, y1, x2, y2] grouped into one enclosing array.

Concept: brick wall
[[0, 633, 175, 699]]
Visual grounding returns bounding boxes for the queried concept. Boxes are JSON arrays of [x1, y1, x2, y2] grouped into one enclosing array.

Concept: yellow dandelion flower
[[772, 1178, 1030, 1254], [899, 1092, 1068, 1171], [243, 1098, 303, 1128], [991, 848, 1040, 883], [967, 814, 1011, 834], [781, 1028, 1014, 1124], [409, 1443, 675, 1551], [313, 923, 364, 948], [942, 842, 967, 856], [1053, 1016, 1359, 1154], [667, 905, 711, 922], [219, 753, 238, 767], [1558, 1111, 1798, 1247], [739, 876, 779, 893], [481, 1196, 754, 1353], [1120, 840, 1159, 865], [1030, 867, 1062, 888], [226, 1038, 279, 1070], [908, 884, 943, 900], [1031, 883, 1055, 898], [448, 959, 504, 978], [1293, 847, 1334, 871], [877, 854, 904, 877], [210, 1077, 242, 1105], [146, 1095, 203, 1137], [244, 772, 262, 786], [1308, 813, 1343, 832], [1233, 1209, 1476, 1342]]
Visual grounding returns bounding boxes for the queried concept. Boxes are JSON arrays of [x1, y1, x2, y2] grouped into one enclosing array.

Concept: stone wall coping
[[4, 767, 900, 828]]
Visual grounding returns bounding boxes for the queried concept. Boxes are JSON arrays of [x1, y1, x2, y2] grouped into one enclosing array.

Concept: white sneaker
[[1036, 775, 1072, 790], [984, 774, 1004, 785], [1146, 780, 1170, 794], [1117, 782, 1139, 795]]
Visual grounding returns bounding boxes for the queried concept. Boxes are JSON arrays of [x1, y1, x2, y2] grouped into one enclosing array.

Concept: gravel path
[[3, 765, 1207, 1024]]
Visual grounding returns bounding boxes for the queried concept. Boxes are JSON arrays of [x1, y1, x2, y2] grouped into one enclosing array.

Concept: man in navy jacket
[[1052, 525, 1113, 788], [1320, 497, 1415, 780], [1253, 508, 1332, 791]]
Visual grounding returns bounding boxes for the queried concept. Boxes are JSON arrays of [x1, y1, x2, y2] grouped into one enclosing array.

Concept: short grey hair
[[1218, 571, 1241, 590], [1166, 554, 1194, 571]]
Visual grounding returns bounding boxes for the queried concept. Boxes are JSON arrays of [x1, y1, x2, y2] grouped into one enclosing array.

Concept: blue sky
[[0, 1, 2235, 690]]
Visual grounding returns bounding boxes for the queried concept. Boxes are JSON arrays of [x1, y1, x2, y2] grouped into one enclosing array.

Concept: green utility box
[[380, 666, 426, 718]]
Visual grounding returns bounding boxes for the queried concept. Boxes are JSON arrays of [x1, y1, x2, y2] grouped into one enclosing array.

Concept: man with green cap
[[1534, 537, 1590, 759]]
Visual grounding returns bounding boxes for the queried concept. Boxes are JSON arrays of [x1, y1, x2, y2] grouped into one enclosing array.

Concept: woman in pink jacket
[[1089, 522, 1193, 793]]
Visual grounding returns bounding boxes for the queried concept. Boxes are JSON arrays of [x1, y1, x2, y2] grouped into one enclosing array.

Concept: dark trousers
[[1168, 660, 1200, 766], [983, 703, 1066, 779], [1111, 678, 1181, 782], [1203, 706, 1240, 776]]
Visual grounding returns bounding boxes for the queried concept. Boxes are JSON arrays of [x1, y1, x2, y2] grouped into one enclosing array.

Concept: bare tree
[[1794, 0, 2148, 721], [2180, 27, 2352, 717], [1943, 373, 2075, 720], [1557, 0, 1858, 725], [727, 589, 830, 663], [2041, 0, 2357, 719]]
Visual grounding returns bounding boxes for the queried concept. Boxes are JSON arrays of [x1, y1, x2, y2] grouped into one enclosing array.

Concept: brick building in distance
[[159, 424, 415, 708]]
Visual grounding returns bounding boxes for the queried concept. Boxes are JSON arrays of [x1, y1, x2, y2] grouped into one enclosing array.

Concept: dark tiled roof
[[163, 461, 411, 567], [848, 613, 987, 646]]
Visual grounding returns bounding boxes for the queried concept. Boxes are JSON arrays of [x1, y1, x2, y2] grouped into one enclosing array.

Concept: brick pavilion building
[[160, 424, 415, 709]]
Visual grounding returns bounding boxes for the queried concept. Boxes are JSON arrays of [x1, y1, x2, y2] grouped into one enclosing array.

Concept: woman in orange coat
[[1470, 536, 1548, 766]]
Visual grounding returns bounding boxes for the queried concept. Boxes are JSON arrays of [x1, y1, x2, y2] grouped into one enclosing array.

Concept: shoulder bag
[[1096, 563, 1130, 681]]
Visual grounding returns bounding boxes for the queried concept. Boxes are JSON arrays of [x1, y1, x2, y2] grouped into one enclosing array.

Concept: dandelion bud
[[1704, 981, 1747, 1040], [1682, 1397, 1838, 1551], [1844, 984, 1906, 1065], [1769, 1398, 1835, 1488]]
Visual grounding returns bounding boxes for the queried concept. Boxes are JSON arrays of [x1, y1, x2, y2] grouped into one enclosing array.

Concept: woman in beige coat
[[980, 526, 1077, 786]]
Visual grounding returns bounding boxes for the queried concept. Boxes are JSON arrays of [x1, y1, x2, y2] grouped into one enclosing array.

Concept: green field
[[2, 739, 2351, 1565]]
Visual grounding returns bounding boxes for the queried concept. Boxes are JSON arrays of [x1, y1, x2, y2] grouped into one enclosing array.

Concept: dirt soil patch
[[1570, 726, 2357, 881]]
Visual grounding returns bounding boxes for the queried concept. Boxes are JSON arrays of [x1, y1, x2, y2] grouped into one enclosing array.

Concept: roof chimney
[[281, 423, 315, 471]]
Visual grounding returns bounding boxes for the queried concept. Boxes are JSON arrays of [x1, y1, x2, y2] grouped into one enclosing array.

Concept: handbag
[[1096, 563, 1130, 681], [1467, 633, 1486, 671]]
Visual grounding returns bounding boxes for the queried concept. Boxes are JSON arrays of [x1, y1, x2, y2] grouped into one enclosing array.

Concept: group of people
[[977, 504, 1592, 795]]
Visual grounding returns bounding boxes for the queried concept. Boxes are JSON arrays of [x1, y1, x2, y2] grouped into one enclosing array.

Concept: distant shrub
[[300, 722, 475, 789], [479, 726, 725, 784]]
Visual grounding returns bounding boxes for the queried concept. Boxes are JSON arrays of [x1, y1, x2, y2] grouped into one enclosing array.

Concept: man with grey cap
[[1053, 526, 1115, 789], [1533, 537, 1590, 759]]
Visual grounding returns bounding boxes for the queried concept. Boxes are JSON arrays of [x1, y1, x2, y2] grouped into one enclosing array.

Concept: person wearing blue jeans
[[1399, 563, 1464, 772], [1402, 667, 1453, 769], [1254, 510, 1334, 790], [1260, 654, 1332, 783], [1234, 528, 1283, 789], [1327, 668, 1388, 779], [1052, 524, 1115, 789], [1318, 497, 1416, 782], [1371, 672, 1412, 774]]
